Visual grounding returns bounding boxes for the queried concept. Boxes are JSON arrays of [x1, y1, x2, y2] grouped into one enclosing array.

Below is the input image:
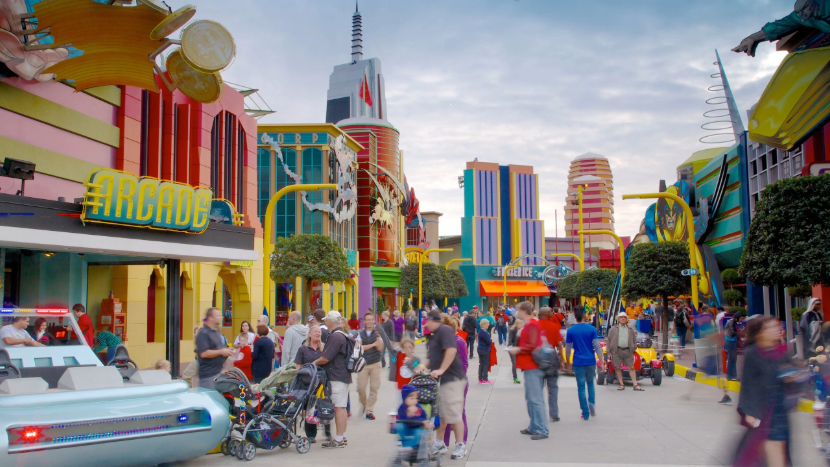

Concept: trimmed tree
[[576, 268, 618, 299], [721, 268, 741, 289], [742, 175, 830, 287], [399, 262, 446, 308], [622, 241, 691, 351], [270, 234, 350, 319], [557, 272, 581, 301], [444, 268, 469, 302]]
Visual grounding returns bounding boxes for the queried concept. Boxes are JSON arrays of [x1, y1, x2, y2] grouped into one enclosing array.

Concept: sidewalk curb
[[675, 364, 814, 414]]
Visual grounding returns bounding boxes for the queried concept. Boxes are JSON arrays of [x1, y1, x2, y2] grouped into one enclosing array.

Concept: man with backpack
[[718, 311, 745, 405], [462, 308, 478, 359], [495, 308, 509, 345], [313, 311, 358, 448], [800, 298, 824, 360], [537, 306, 562, 421], [674, 304, 690, 349], [508, 301, 552, 439]]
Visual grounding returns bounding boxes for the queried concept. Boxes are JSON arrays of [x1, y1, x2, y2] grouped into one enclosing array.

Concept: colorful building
[[256, 124, 362, 324], [452, 161, 550, 311], [564, 153, 616, 250]]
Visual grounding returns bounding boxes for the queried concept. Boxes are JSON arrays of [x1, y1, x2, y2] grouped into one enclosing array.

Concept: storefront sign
[[346, 249, 357, 267], [81, 169, 212, 233], [810, 163, 830, 175], [491, 266, 544, 279], [226, 261, 254, 267]]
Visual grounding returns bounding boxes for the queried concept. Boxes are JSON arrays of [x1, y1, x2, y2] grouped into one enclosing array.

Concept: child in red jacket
[[233, 334, 253, 380]]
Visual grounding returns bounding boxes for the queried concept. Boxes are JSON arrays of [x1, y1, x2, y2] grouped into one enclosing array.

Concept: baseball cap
[[472, 305, 478, 309], [618, 311, 627, 318], [427, 309, 442, 321], [325, 310, 342, 321]]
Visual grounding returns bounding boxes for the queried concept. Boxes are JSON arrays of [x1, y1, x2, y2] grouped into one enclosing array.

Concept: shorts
[[394, 332, 403, 342], [331, 381, 350, 408], [438, 379, 466, 425], [612, 348, 634, 368]]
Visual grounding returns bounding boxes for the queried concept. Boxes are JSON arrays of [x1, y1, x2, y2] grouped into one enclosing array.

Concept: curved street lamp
[[578, 229, 626, 286], [444, 258, 472, 308], [549, 253, 584, 272]]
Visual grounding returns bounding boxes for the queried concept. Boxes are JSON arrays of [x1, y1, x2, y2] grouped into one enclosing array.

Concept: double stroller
[[391, 374, 444, 467], [215, 364, 330, 461]]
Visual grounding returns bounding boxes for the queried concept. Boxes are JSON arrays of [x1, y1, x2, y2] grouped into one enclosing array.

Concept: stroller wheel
[[235, 440, 247, 460], [220, 439, 231, 456], [296, 436, 311, 454], [279, 435, 291, 449], [228, 439, 241, 458], [241, 441, 256, 461]]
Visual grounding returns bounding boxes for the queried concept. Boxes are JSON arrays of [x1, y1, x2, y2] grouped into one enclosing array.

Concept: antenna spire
[[716, 49, 745, 140], [351, 3, 363, 62]]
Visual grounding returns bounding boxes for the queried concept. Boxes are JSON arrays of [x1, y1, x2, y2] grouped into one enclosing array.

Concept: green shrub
[[721, 268, 741, 286], [791, 306, 807, 322], [787, 284, 812, 298], [722, 289, 743, 305], [727, 306, 746, 314]]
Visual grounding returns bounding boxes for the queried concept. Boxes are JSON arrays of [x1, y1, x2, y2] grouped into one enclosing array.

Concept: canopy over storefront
[[479, 280, 550, 297]]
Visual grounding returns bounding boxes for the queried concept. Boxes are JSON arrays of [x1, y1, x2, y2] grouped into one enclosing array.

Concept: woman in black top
[[251, 325, 275, 384], [295, 326, 329, 443], [735, 316, 791, 467]]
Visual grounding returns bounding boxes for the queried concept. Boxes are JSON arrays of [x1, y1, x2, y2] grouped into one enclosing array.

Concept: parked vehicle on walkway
[[0, 308, 229, 467], [600, 333, 664, 386]]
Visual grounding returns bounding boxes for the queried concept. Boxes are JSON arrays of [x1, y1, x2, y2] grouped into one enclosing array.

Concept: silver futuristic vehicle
[[0, 308, 229, 467]]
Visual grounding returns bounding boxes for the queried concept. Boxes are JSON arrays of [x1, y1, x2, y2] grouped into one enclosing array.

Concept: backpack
[[508, 314, 516, 326], [497, 315, 506, 327], [531, 329, 559, 377], [674, 310, 688, 328], [335, 330, 365, 373]]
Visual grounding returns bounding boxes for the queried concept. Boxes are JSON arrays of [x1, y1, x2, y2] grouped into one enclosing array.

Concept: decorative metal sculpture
[[733, 0, 830, 57], [0, 0, 68, 82]]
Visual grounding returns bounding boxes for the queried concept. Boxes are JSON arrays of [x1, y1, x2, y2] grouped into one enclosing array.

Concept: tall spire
[[716, 49, 745, 140], [351, 3, 363, 63]]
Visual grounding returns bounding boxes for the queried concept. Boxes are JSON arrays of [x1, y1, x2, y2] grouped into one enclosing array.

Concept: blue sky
[[196, 0, 793, 239]]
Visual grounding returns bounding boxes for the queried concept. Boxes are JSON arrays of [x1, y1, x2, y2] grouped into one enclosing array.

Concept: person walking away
[[405, 310, 419, 340], [280, 311, 308, 368], [195, 307, 233, 389], [424, 309, 468, 460], [565, 306, 604, 420], [348, 313, 360, 332], [507, 301, 548, 439], [313, 311, 352, 448], [232, 333, 253, 380], [675, 305, 690, 349], [251, 325, 275, 384], [495, 308, 508, 345], [799, 298, 823, 360], [356, 312, 393, 420], [294, 325, 330, 443], [71, 303, 94, 347], [735, 316, 792, 467], [719, 311, 745, 405], [607, 312, 641, 391], [462, 309, 478, 360], [443, 316, 469, 448], [477, 320, 493, 384], [508, 319, 524, 384], [391, 310, 405, 345], [537, 306, 562, 420]]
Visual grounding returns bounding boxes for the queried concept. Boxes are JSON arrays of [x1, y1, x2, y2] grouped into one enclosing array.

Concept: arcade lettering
[[81, 169, 212, 233]]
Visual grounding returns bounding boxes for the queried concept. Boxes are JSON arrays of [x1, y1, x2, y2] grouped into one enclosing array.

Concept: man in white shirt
[[0, 317, 44, 348]]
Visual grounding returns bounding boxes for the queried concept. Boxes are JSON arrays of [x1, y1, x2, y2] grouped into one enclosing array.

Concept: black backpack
[[674, 310, 687, 328], [497, 315, 506, 327], [335, 330, 365, 373]]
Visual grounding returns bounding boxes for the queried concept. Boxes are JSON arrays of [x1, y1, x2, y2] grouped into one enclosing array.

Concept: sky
[[195, 0, 794, 240]]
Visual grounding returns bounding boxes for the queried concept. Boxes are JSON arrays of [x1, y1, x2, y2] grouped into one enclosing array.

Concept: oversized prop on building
[[0, 0, 235, 104], [734, 0, 830, 150]]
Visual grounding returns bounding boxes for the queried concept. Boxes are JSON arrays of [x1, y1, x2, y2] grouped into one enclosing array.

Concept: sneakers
[[513, 377, 521, 384], [581, 414, 589, 421], [366, 413, 376, 420], [322, 438, 346, 448], [451, 443, 466, 459], [550, 417, 560, 422], [530, 433, 549, 440], [431, 441, 448, 455], [718, 395, 733, 405], [589, 402, 596, 417], [479, 380, 493, 385], [519, 428, 534, 435]]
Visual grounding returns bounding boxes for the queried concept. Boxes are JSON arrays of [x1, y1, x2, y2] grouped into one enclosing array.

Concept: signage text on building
[[81, 169, 212, 233]]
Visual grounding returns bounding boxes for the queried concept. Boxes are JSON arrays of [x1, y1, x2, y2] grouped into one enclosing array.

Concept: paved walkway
[[180, 341, 823, 467]]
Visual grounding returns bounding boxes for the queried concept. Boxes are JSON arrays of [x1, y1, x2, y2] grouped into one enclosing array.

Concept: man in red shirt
[[72, 303, 94, 347], [508, 301, 548, 440], [536, 307, 561, 422], [494, 308, 508, 345]]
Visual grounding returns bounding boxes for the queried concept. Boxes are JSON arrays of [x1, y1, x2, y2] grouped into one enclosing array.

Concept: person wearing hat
[[607, 311, 642, 391], [313, 310, 352, 448]]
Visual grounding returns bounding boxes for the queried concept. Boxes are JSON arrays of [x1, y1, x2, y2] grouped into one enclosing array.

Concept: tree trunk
[[663, 295, 669, 353]]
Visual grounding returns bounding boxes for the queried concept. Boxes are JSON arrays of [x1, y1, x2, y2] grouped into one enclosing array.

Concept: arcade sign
[[81, 169, 212, 233]]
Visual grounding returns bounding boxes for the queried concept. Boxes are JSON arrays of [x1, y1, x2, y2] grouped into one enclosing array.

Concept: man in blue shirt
[[565, 306, 604, 420]]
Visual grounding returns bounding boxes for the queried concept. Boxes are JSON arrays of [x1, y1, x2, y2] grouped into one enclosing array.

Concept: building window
[[139, 90, 150, 176], [210, 115, 221, 195], [237, 127, 245, 214], [302, 147, 323, 234], [257, 147, 271, 226], [276, 148, 297, 239], [224, 113, 234, 200]]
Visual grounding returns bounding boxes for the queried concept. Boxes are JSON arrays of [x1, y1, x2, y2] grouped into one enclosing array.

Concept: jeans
[[510, 354, 518, 379], [396, 423, 424, 449], [106, 346, 116, 363], [466, 334, 476, 359], [724, 339, 738, 380], [544, 374, 559, 419], [573, 365, 596, 420], [676, 326, 687, 348], [522, 369, 549, 435], [497, 326, 507, 345], [478, 349, 490, 381]]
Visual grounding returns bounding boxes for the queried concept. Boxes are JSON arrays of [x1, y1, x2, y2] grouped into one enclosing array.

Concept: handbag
[[532, 331, 559, 377]]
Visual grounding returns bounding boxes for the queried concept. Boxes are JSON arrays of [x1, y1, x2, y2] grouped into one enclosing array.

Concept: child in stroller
[[391, 375, 443, 466], [215, 367, 314, 461]]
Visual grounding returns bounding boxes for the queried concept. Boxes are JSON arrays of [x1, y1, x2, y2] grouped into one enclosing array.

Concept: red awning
[[479, 280, 551, 297]]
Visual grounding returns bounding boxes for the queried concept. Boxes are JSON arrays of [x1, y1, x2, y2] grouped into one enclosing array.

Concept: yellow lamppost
[[622, 192, 699, 309], [263, 184, 337, 322], [418, 248, 452, 311], [578, 229, 626, 286], [577, 185, 585, 270], [503, 262, 519, 306], [550, 253, 584, 272], [444, 258, 472, 308]]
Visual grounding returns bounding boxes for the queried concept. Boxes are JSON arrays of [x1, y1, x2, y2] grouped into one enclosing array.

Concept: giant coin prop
[[166, 50, 223, 104], [150, 4, 196, 41], [179, 20, 235, 73]]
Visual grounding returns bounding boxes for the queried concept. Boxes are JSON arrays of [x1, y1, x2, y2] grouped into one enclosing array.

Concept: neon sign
[[81, 169, 212, 233]]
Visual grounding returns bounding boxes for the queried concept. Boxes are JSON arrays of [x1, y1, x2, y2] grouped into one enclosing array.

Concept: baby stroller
[[215, 368, 310, 460], [391, 374, 443, 466], [269, 363, 332, 448]]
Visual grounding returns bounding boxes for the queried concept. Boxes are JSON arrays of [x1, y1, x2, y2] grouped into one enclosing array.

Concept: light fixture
[[0, 157, 36, 196], [77, 253, 86, 257], [43, 252, 55, 258]]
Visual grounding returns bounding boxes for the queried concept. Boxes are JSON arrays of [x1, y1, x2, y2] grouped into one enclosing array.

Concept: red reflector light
[[12, 426, 43, 445], [37, 309, 69, 314]]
